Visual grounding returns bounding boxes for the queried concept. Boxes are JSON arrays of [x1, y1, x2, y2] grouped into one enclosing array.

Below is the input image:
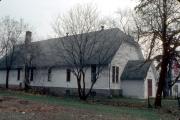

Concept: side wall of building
[[0, 70, 24, 88], [30, 67, 109, 89], [0, 66, 111, 96], [0, 70, 6, 85]]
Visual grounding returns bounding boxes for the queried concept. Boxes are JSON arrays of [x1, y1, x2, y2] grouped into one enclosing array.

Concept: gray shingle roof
[[0, 28, 141, 69], [121, 60, 151, 81]]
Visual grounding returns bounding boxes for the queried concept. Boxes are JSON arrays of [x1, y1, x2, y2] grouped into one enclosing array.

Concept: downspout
[[108, 63, 111, 97]]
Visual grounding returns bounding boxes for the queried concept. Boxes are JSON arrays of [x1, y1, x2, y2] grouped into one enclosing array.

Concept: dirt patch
[[87, 99, 146, 109], [0, 96, 127, 120], [159, 107, 180, 120], [0, 96, 58, 113], [0, 94, 177, 120], [0, 96, 17, 101], [18, 100, 29, 105]]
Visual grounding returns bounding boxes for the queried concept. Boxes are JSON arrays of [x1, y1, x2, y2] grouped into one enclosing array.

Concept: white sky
[[0, 0, 137, 40]]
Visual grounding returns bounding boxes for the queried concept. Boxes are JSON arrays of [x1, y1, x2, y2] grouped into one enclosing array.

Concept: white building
[[170, 61, 180, 97], [0, 28, 157, 99]]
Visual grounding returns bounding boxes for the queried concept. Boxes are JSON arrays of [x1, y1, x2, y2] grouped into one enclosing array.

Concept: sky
[[0, 0, 137, 40]]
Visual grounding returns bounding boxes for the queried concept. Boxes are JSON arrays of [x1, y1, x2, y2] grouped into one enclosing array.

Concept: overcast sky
[[0, 0, 137, 40]]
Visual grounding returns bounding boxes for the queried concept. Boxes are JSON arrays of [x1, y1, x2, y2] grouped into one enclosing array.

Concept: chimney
[[101, 26, 104, 30], [25, 31, 32, 45]]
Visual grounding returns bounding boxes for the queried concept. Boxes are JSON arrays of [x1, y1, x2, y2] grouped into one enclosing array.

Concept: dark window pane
[[91, 65, 96, 82], [17, 69, 20, 80], [67, 69, 71, 82], [48, 68, 52, 81], [30, 69, 34, 81], [116, 67, 119, 83], [112, 66, 115, 83]]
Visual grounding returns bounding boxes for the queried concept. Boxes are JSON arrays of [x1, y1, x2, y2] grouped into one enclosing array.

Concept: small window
[[174, 85, 178, 93], [30, 69, 34, 81], [66, 69, 71, 82], [17, 69, 21, 80], [116, 67, 119, 83], [112, 66, 115, 83], [48, 68, 52, 81], [91, 65, 96, 82]]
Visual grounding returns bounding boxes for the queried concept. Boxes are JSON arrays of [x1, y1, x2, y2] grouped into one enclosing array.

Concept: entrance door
[[148, 79, 152, 96]]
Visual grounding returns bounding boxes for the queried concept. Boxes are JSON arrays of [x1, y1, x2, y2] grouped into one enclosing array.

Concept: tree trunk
[[82, 72, 86, 97], [76, 73, 88, 101], [24, 67, 30, 91], [77, 76, 83, 99], [5, 68, 10, 89], [154, 52, 169, 107], [154, 0, 168, 107]]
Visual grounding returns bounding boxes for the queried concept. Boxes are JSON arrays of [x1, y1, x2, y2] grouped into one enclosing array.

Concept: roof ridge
[[32, 28, 121, 44]]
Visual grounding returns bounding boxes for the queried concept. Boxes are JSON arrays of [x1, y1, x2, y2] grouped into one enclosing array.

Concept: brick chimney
[[101, 26, 104, 30], [25, 31, 32, 45], [66, 32, 69, 37], [24, 31, 32, 63]]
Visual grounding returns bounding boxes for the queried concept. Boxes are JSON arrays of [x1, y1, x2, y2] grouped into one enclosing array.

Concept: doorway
[[148, 79, 152, 96]]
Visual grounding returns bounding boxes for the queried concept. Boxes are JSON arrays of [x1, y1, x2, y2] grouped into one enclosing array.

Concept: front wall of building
[[121, 80, 144, 99], [171, 67, 180, 97], [144, 66, 157, 98], [110, 42, 142, 89], [121, 66, 157, 99], [172, 82, 180, 97]]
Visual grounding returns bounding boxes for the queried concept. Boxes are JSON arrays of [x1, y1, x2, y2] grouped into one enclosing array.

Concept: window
[[48, 68, 52, 81], [112, 66, 115, 83], [116, 67, 119, 83], [174, 85, 178, 93], [66, 69, 71, 82], [91, 65, 96, 82], [112, 66, 119, 83], [17, 69, 21, 80], [30, 69, 34, 81]]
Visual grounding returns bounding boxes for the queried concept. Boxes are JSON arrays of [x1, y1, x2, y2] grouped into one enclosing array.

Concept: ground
[[0, 90, 179, 120]]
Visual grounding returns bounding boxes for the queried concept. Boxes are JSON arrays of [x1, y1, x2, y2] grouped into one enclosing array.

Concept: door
[[148, 79, 152, 96]]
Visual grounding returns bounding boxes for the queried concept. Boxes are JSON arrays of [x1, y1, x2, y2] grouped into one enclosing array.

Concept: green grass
[[0, 90, 163, 120]]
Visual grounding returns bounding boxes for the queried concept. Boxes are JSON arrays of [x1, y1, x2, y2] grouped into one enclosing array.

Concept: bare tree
[[102, 9, 156, 62], [52, 4, 119, 100], [135, 0, 180, 107], [100, 9, 135, 35], [0, 16, 27, 89], [115, 9, 135, 35]]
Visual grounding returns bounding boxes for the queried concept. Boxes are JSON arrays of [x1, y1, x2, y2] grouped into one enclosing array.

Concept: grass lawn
[[0, 90, 179, 120]]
